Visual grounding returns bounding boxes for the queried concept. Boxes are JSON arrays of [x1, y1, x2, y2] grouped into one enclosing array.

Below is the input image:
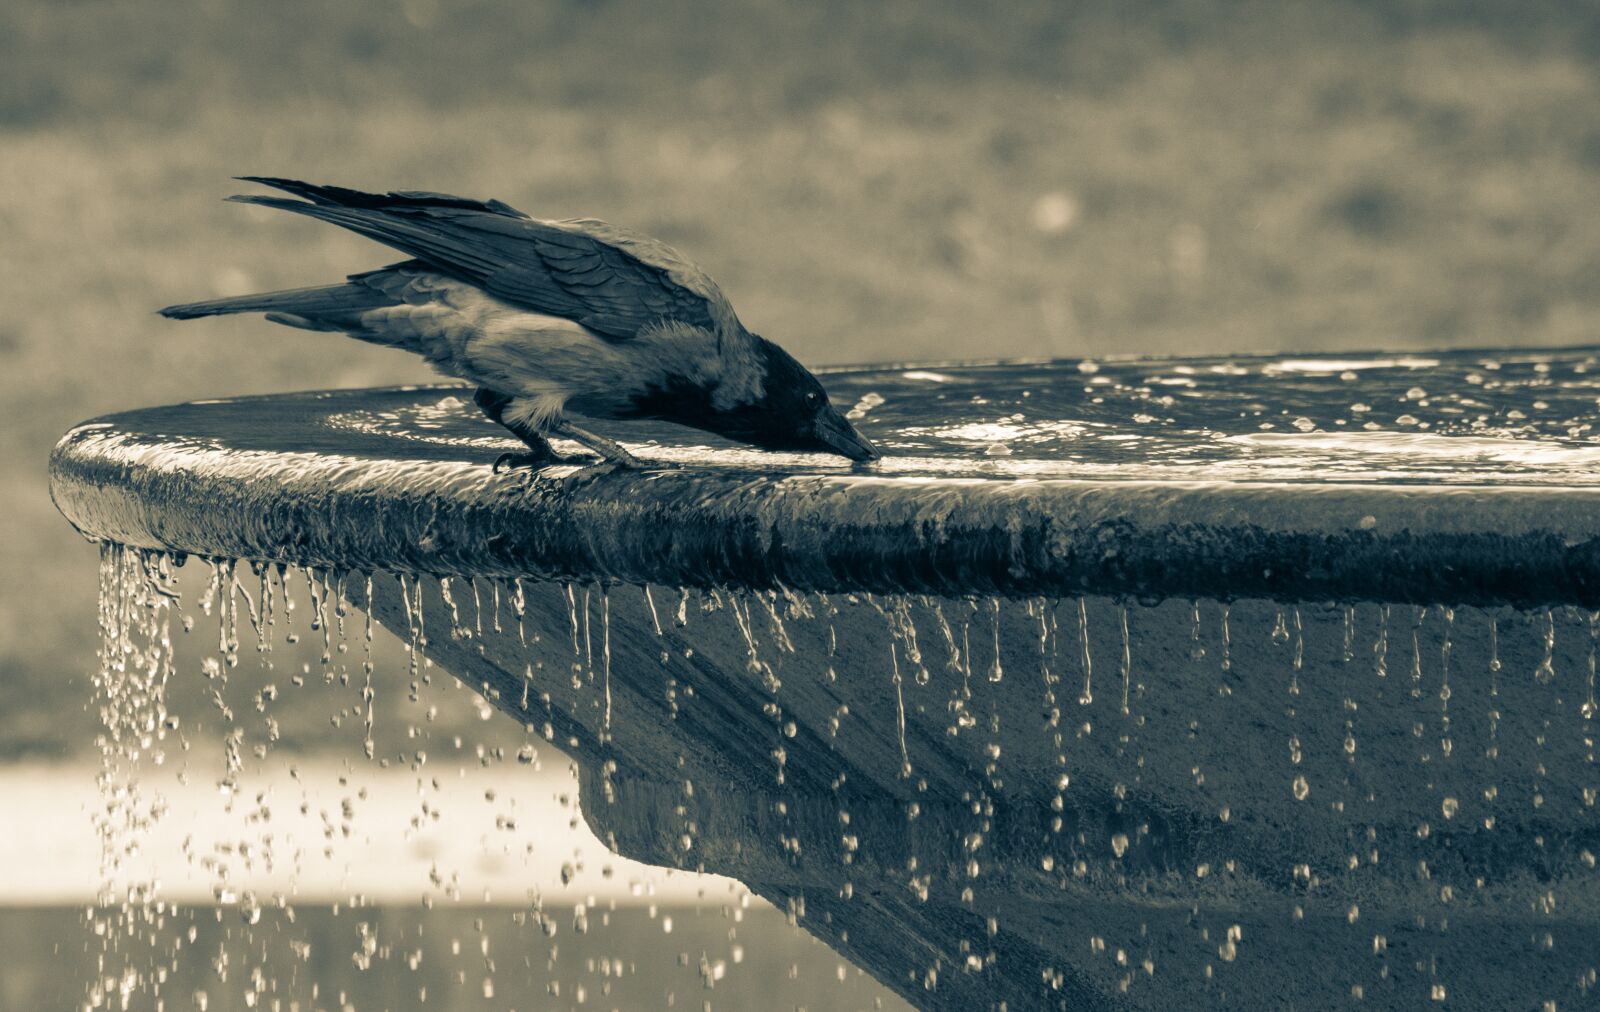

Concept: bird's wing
[[229, 178, 733, 342]]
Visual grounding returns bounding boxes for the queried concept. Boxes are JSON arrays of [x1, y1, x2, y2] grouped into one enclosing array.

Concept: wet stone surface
[[49, 350, 1600, 1010]]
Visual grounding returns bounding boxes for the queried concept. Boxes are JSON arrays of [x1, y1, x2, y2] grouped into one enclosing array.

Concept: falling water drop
[[988, 598, 1004, 683], [889, 639, 912, 780], [1440, 608, 1454, 756], [642, 586, 664, 637], [891, 596, 930, 686], [468, 576, 484, 640], [1374, 605, 1390, 679], [278, 561, 298, 645], [397, 573, 421, 697], [1220, 604, 1232, 673], [333, 568, 350, 641], [1584, 611, 1599, 720], [1535, 609, 1557, 684], [601, 586, 613, 740], [1342, 604, 1356, 663], [826, 620, 840, 686], [233, 564, 264, 654], [1118, 604, 1132, 716], [1409, 606, 1426, 700], [1077, 598, 1094, 705], [1489, 617, 1501, 675], [221, 559, 243, 667], [502, 576, 522, 643], [1488, 616, 1502, 760], [581, 585, 595, 684], [931, 601, 962, 674], [1289, 606, 1304, 696], [307, 566, 334, 663], [1189, 600, 1206, 661], [1293, 607, 1305, 663], [563, 582, 581, 663], [1036, 598, 1063, 747], [1271, 608, 1290, 645], [439, 576, 464, 641], [245, 563, 268, 656], [362, 574, 376, 760], [759, 591, 798, 655]]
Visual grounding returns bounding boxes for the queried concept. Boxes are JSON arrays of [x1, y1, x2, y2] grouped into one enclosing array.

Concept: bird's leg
[[473, 387, 578, 472], [550, 419, 644, 469]]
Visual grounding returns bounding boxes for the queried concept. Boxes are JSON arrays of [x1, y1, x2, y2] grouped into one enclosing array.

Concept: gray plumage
[[160, 178, 878, 466]]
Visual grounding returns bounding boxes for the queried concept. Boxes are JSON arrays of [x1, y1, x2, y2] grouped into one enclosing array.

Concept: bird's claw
[[492, 451, 540, 473]]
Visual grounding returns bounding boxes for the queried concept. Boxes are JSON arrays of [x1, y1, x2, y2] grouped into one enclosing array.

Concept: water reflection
[[303, 347, 1600, 484]]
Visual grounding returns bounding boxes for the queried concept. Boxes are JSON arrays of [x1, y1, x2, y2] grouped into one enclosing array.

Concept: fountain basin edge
[[46, 389, 1600, 608]]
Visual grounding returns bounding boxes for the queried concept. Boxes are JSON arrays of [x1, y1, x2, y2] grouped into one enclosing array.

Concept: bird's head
[[707, 338, 880, 462]]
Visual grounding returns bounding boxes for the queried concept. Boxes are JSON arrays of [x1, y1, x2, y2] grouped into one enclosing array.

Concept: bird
[[159, 177, 879, 470]]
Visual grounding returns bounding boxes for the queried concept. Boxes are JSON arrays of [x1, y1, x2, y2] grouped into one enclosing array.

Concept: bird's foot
[[560, 455, 661, 484], [559, 449, 695, 485], [549, 421, 652, 471], [600, 446, 645, 469], [492, 449, 582, 473]]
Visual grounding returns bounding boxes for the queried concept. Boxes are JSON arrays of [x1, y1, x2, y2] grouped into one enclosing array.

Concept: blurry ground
[[5, 0, 1600, 752], [0, 906, 900, 1010]]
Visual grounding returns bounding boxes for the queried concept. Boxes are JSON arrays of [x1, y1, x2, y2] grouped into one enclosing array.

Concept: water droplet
[[1535, 608, 1556, 683], [1076, 598, 1094, 704]]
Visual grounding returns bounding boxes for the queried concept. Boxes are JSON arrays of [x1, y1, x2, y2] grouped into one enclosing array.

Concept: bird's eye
[[805, 391, 819, 404]]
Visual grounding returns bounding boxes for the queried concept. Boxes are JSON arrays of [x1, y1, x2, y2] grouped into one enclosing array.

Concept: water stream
[[82, 546, 1600, 1010]]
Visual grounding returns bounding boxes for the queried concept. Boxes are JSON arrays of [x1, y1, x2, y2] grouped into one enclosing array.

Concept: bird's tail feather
[[158, 282, 397, 328], [235, 176, 529, 218]]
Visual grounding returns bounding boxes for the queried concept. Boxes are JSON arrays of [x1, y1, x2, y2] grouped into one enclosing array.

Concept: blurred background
[[3, 0, 1600, 1006]]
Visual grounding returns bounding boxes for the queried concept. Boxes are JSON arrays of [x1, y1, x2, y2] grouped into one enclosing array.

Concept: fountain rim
[[48, 362, 1600, 608]]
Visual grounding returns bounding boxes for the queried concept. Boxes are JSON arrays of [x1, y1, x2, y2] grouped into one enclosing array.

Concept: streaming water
[[88, 545, 179, 1010], [74, 552, 1600, 1011]]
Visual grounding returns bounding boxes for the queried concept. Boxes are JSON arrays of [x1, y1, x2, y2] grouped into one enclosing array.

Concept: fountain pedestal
[[51, 352, 1600, 1010]]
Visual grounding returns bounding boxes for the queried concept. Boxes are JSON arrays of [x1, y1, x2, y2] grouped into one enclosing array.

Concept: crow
[[160, 178, 879, 470]]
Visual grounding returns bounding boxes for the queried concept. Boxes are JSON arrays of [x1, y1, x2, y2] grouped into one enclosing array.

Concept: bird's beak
[[815, 407, 880, 462]]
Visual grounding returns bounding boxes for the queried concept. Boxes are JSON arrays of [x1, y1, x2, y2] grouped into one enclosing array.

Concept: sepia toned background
[[6, 0, 1600, 756], [2, 1, 1600, 1006]]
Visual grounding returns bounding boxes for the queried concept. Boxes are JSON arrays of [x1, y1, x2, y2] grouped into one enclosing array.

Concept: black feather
[[158, 281, 397, 321], [225, 180, 719, 342], [235, 176, 530, 219]]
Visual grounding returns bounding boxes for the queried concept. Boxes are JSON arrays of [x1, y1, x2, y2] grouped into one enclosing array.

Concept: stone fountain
[[50, 350, 1600, 1010]]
